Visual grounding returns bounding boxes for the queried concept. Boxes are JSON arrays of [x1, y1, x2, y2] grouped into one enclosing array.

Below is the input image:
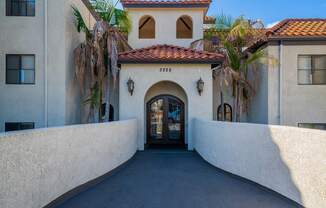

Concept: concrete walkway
[[53, 150, 300, 208]]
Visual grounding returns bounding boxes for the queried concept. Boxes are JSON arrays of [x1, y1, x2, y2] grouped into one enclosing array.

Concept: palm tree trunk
[[220, 91, 225, 121], [98, 81, 103, 123], [104, 71, 111, 122], [235, 82, 241, 122]]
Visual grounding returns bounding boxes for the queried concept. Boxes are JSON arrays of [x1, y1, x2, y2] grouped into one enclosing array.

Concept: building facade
[[248, 19, 326, 129], [1, 1, 325, 150], [0, 0, 95, 132]]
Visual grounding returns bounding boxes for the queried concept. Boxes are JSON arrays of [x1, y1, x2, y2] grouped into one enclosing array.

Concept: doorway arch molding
[[144, 81, 188, 147]]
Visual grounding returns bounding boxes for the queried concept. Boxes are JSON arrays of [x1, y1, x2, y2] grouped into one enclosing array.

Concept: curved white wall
[[194, 119, 326, 208], [0, 120, 138, 208]]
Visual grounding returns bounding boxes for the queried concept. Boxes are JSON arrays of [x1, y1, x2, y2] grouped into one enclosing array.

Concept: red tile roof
[[121, 0, 211, 7], [118, 44, 224, 63], [267, 18, 326, 39], [247, 19, 326, 51]]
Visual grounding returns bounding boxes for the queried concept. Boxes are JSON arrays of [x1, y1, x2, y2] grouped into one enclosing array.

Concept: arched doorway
[[147, 95, 185, 146]]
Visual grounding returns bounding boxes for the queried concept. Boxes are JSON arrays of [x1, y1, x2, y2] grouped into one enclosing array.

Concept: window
[[298, 55, 326, 85], [139, 16, 155, 39], [176, 15, 193, 39], [101, 103, 114, 121], [298, 123, 326, 130], [5, 122, 35, 132], [6, 55, 35, 84], [217, 103, 232, 122], [6, 0, 35, 16]]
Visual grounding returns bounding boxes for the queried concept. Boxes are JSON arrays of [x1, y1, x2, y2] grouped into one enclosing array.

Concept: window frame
[[176, 15, 193, 39], [6, 54, 36, 85], [6, 0, 36, 17], [217, 103, 233, 122], [5, 122, 35, 132], [297, 55, 326, 85], [138, 15, 156, 39], [298, 123, 326, 130]]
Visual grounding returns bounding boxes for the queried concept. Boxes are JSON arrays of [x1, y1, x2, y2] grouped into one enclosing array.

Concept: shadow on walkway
[[51, 150, 301, 208]]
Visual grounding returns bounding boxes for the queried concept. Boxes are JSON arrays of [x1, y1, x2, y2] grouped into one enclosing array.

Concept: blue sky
[[208, 0, 326, 27]]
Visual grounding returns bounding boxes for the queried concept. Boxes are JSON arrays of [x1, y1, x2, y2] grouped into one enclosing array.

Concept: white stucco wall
[[281, 43, 326, 126], [247, 48, 269, 124], [0, 0, 46, 131], [249, 42, 326, 127], [0, 0, 95, 131], [127, 8, 205, 49], [119, 64, 213, 150], [0, 120, 138, 208], [194, 119, 326, 208]]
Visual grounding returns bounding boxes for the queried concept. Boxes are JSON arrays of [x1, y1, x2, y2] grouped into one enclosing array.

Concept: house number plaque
[[160, 67, 172, 72]]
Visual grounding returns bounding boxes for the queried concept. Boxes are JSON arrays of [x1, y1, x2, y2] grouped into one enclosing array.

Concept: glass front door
[[147, 95, 185, 145]]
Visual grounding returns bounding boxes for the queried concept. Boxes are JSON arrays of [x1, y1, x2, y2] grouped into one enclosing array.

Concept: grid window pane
[[6, 70, 21, 84], [26, 1, 35, 16], [314, 56, 326, 69], [22, 55, 34, 69], [298, 55, 326, 85], [6, 54, 35, 84], [11, 1, 20, 15], [312, 69, 326, 85], [298, 69, 311, 85], [6, 0, 35, 16], [7, 55, 20, 69], [19, 1, 27, 16], [298, 56, 311, 70], [21, 70, 34, 84]]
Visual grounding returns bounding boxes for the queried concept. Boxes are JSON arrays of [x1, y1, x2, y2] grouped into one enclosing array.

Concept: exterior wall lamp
[[197, 78, 204, 96], [127, 78, 135, 96]]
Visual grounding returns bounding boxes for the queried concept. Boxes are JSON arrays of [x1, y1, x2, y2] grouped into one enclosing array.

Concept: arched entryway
[[147, 95, 185, 146], [144, 81, 188, 147]]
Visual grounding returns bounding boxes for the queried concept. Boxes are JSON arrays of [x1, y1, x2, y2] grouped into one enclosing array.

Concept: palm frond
[[245, 48, 265, 66], [223, 41, 241, 71], [72, 6, 89, 34], [215, 14, 233, 30], [83, 83, 101, 108]]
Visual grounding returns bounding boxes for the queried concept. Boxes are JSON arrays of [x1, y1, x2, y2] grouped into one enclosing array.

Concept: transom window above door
[[6, 54, 35, 84], [298, 55, 326, 85], [139, 15, 155, 39], [6, 0, 35, 16]]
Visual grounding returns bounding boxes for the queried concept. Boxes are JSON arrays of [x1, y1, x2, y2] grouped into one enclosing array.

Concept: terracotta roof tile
[[121, 0, 211, 7], [247, 19, 326, 51], [267, 18, 326, 38], [118, 44, 224, 63]]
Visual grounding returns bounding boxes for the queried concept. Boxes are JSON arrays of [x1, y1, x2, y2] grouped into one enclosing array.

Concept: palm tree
[[73, 0, 131, 123], [192, 14, 271, 122]]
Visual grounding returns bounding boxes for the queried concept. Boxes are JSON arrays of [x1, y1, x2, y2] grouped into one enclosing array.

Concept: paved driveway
[[53, 150, 300, 208]]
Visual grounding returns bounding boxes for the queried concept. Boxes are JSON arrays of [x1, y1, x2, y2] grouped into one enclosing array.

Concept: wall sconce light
[[197, 78, 204, 96], [127, 78, 135, 96]]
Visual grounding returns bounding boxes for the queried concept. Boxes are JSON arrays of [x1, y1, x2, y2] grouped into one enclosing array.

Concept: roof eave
[[248, 36, 326, 52], [122, 3, 210, 8], [118, 59, 223, 64], [267, 36, 326, 41]]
